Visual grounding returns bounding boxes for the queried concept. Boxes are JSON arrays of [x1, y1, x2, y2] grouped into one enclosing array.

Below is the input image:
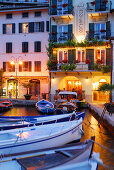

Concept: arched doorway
[[29, 79, 40, 97], [58, 76, 83, 100]]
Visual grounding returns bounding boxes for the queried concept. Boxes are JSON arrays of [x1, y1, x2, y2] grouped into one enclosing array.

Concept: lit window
[[6, 24, 12, 34], [95, 49, 105, 64], [22, 23, 28, 33]]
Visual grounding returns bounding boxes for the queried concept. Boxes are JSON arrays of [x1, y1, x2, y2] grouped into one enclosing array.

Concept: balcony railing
[[0, 0, 48, 4], [50, 4, 73, 16], [87, 1, 111, 12], [49, 32, 73, 42], [86, 30, 111, 40]]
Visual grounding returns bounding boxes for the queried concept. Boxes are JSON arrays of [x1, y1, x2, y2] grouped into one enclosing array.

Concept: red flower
[[52, 4, 56, 8], [102, 0, 108, 4], [74, 59, 80, 64], [91, 1, 96, 6], [86, 58, 91, 64], [62, 3, 68, 8], [62, 59, 68, 63], [51, 60, 58, 64], [100, 29, 106, 33], [96, 59, 103, 64]]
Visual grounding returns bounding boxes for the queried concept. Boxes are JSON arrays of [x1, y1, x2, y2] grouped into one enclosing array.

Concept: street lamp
[[10, 56, 23, 99]]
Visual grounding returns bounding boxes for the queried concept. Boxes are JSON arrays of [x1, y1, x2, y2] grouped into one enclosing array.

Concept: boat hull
[[0, 120, 82, 155]]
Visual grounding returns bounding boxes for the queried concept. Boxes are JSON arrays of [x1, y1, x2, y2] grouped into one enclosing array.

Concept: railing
[[0, 0, 48, 4], [50, 4, 73, 16], [86, 30, 111, 40], [49, 32, 73, 42], [87, 1, 111, 12]]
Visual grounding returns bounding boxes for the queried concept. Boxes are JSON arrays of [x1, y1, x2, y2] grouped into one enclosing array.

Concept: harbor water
[[1, 106, 114, 170]]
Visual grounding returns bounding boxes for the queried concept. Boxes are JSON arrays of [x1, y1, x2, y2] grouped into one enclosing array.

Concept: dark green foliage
[[61, 63, 76, 71], [98, 83, 114, 92]]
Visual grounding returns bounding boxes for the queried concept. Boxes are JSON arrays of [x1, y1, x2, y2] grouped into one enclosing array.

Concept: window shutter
[[86, 49, 94, 70], [68, 0, 72, 13], [12, 23, 15, 34], [29, 61, 32, 72], [34, 61, 41, 72], [106, 21, 111, 40], [46, 21, 49, 32], [34, 41, 41, 52], [53, 50, 57, 60], [68, 49, 76, 64], [72, 49, 76, 63], [22, 42, 28, 53], [51, 0, 57, 15], [29, 22, 34, 33], [3, 24, 6, 34], [3, 62, 6, 72], [95, 0, 100, 11], [6, 43, 12, 53], [19, 64, 22, 72], [68, 24, 73, 40], [19, 23, 22, 33], [89, 23, 94, 40], [41, 21, 44, 32], [52, 25, 57, 42], [106, 48, 111, 65]]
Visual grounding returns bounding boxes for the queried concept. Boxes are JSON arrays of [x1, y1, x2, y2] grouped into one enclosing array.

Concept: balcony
[[87, 1, 111, 14], [49, 32, 74, 43], [50, 4, 73, 19], [86, 30, 111, 40]]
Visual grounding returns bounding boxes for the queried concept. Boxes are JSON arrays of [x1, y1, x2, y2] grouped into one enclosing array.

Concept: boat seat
[[55, 150, 73, 157]]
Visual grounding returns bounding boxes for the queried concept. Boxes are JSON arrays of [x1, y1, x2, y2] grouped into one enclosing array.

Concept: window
[[6, 42, 12, 53], [3, 24, 15, 34], [6, 14, 12, 19], [19, 61, 31, 72], [35, 11, 41, 17], [22, 12, 28, 18], [58, 50, 68, 63], [34, 41, 41, 52], [95, 49, 105, 64], [3, 62, 15, 72], [46, 21, 49, 32], [34, 61, 41, 72], [58, 25, 68, 42], [76, 49, 85, 63], [22, 42, 28, 53], [22, 23, 28, 33], [34, 22, 44, 32], [94, 23, 106, 39]]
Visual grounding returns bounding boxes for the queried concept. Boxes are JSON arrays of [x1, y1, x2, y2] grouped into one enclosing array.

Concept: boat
[[56, 101, 77, 114], [0, 100, 12, 112], [0, 118, 82, 155], [36, 99, 54, 113], [58, 91, 77, 104], [0, 111, 85, 131], [0, 137, 99, 170]]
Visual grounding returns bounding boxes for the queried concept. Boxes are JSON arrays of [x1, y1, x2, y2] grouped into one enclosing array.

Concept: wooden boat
[[0, 118, 82, 155], [36, 99, 54, 113], [0, 100, 12, 112], [0, 137, 98, 170], [56, 101, 77, 113], [58, 91, 77, 104], [0, 111, 85, 131]]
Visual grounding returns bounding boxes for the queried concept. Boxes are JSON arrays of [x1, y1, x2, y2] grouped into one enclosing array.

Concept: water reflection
[[1, 107, 114, 170]]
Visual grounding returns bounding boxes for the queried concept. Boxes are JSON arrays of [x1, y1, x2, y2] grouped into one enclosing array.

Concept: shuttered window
[[34, 61, 41, 72], [22, 42, 28, 53], [35, 11, 41, 17], [6, 42, 12, 53], [22, 12, 28, 18], [34, 41, 41, 52], [46, 21, 49, 32], [19, 61, 32, 72], [6, 13, 12, 19], [34, 22, 44, 32], [3, 24, 15, 34]]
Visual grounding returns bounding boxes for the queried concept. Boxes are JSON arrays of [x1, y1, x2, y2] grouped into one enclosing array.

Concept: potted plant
[[102, 0, 108, 4], [62, 59, 68, 63], [22, 82, 33, 100], [96, 59, 103, 64], [74, 59, 80, 64], [62, 3, 68, 8], [91, 1, 96, 6]]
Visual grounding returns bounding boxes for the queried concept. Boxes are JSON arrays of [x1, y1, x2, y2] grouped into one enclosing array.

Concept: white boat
[[36, 99, 55, 114], [0, 118, 82, 155], [0, 111, 85, 131], [0, 137, 100, 170]]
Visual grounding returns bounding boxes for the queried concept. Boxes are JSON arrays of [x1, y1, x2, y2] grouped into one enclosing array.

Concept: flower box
[[62, 59, 68, 63], [100, 29, 106, 33], [74, 59, 80, 64], [96, 59, 103, 64], [62, 3, 68, 8], [86, 58, 91, 64]]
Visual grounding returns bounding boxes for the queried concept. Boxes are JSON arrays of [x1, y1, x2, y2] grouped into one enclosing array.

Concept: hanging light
[[68, 81, 71, 84]]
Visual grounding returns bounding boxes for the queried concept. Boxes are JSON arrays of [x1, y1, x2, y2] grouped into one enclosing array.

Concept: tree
[[22, 82, 33, 95]]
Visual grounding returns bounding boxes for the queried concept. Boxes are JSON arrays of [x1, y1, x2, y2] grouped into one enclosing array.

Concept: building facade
[[49, 0, 114, 103], [0, 0, 49, 99]]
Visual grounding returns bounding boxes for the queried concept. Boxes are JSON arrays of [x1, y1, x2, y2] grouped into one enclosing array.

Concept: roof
[[58, 91, 77, 96]]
